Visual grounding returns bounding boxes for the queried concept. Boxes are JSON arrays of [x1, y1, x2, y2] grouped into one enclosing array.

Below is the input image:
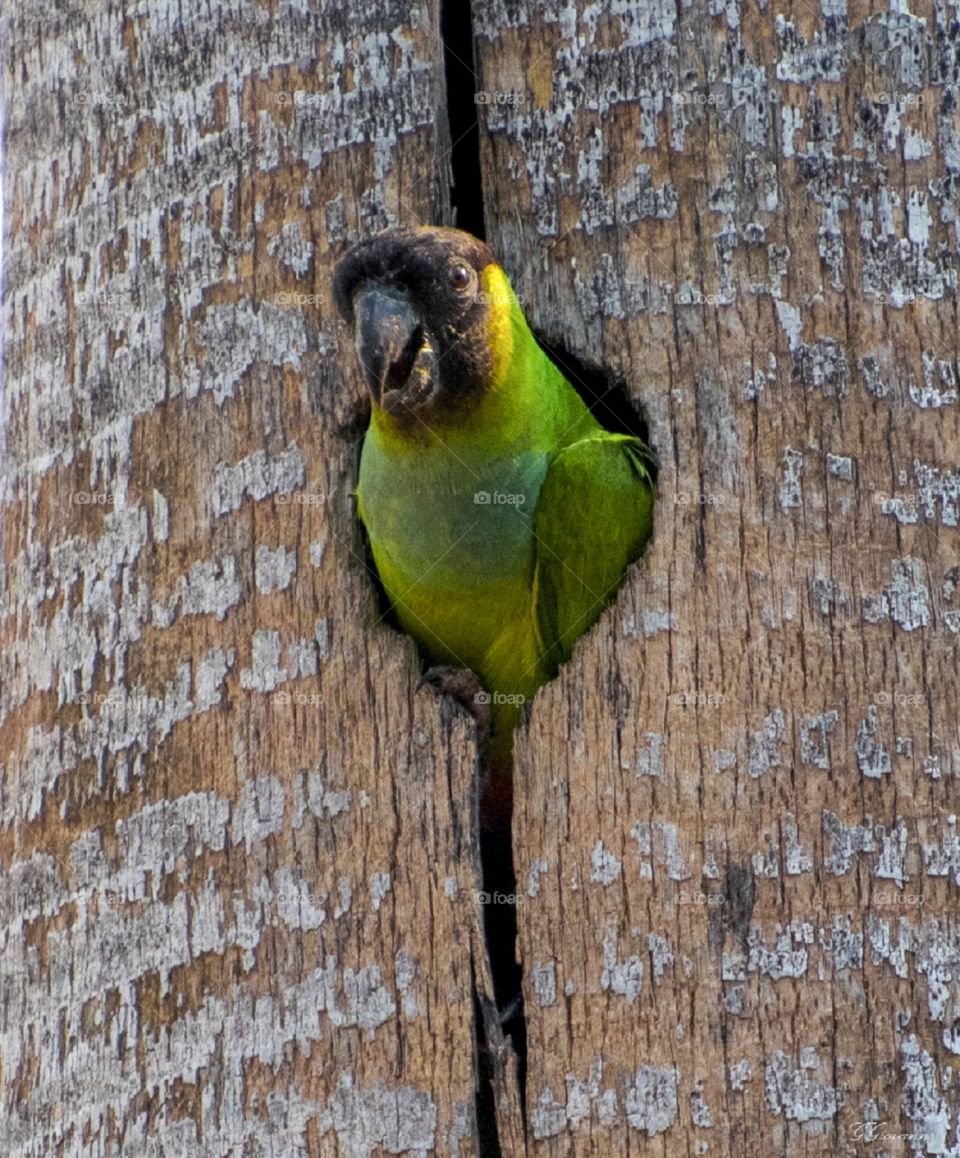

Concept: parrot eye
[[448, 263, 472, 291]]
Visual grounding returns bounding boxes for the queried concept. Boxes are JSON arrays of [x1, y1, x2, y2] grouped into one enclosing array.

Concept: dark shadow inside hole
[[473, 990, 504, 1157], [440, 0, 486, 239], [352, 502, 400, 631], [336, 397, 371, 445]]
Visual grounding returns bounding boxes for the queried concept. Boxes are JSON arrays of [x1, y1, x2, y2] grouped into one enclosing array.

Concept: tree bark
[[476, 1, 960, 1154], [3, 0, 959, 1155], [2, 3, 490, 1154]]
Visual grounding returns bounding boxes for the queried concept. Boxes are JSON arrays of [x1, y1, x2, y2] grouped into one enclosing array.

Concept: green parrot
[[333, 226, 655, 818]]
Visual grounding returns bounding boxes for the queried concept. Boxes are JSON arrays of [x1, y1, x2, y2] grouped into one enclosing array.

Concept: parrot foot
[[417, 665, 492, 728]]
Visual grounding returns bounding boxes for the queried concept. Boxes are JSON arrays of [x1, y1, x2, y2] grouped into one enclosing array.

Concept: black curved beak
[[354, 286, 424, 405]]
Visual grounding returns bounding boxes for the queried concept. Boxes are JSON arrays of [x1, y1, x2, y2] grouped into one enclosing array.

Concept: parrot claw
[[417, 665, 491, 727]]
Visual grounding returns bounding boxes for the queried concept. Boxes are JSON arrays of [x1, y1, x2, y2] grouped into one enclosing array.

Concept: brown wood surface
[[1, 2, 490, 1154], [3, 0, 959, 1155], [476, 1, 960, 1154]]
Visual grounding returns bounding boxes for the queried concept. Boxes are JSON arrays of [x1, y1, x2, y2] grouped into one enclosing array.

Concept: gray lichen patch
[[877, 461, 960, 527], [799, 711, 838, 769], [861, 557, 931, 631], [0, 504, 150, 724], [631, 820, 692, 881], [266, 221, 315, 276], [899, 1035, 954, 1152], [747, 923, 812, 980], [626, 1066, 680, 1135], [600, 932, 644, 1003], [531, 960, 558, 1007], [254, 544, 298, 595], [4, 649, 233, 828], [855, 705, 892, 779], [195, 301, 308, 405], [778, 448, 804, 511], [292, 768, 353, 824], [319, 1075, 437, 1155], [748, 709, 786, 778], [590, 840, 623, 886], [152, 554, 242, 627], [238, 624, 327, 693], [211, 444, 306, 516], [764, 1050, 839, 1123]]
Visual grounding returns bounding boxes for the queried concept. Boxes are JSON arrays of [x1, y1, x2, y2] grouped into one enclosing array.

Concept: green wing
[[531, 434, 655, 676]]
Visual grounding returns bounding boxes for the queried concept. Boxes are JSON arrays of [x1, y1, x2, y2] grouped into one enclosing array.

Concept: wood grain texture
[[475, 0, 960, 1153], [4, 0, 960, 1154], [1, 1, 490, 1154]]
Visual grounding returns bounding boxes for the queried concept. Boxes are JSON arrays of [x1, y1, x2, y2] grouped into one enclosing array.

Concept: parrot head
[[333, 226, 511, 419]]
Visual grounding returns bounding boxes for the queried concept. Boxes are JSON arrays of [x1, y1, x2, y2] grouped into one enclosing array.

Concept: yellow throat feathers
[[482, 263, 517, 392]]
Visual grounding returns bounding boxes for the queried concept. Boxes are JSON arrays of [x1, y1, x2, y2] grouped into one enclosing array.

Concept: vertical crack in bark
[[438, 5, 657, 1145], [440, 0, 486, 239], [472, 968, 504, 1158], [439, 1, 526, 1149], [477, 752, 527, 1134]]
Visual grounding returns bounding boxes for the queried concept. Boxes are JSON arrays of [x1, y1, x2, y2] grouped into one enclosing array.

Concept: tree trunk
[[2, 1, 958, 1156], [1, 3, 490, 1154], [476, 1, 960, 1153]]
